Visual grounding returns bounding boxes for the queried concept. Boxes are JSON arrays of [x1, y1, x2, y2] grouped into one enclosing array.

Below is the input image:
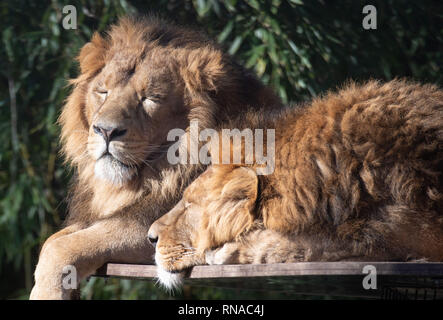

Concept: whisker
[[163, 246, 195, 249], [178, 253, 197, 257]]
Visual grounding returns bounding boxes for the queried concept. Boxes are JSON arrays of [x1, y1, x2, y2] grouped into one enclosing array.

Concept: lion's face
[[85, 52, 187, 185], [148, 165, 258, 288], [60, 18, 248, 189], [59, 17, 282, 199]]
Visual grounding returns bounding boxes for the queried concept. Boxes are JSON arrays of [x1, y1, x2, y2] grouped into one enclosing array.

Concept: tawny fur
[[30, 16, 282, 299], [149, 80, 443, 287]]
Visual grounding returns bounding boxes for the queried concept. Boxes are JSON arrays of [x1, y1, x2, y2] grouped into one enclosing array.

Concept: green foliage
[[0, 0, 441, 299]]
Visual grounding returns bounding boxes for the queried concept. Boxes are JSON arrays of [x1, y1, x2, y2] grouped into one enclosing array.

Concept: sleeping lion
[[148, 80, 443, 289], [30, 17, 282, 299]]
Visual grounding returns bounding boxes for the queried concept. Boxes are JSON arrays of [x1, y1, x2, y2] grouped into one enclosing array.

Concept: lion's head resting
[[60, 17, 276, 189], [148, 165, 258, 288]]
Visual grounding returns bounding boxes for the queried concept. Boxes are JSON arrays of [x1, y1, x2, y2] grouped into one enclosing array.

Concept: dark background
[[0, 0, 441, 299]]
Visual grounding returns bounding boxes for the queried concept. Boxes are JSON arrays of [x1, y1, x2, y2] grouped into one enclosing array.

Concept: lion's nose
[[148, 232, 158, 247], [148, 223, 159, 247], [93, 124, 127, 143]]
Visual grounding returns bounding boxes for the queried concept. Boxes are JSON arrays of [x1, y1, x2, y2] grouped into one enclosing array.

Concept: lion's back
[[266, 80, 443, 234]]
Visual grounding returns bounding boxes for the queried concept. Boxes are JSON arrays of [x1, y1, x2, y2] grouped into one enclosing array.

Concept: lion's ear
[[179, 47, 226, 94], [76, 32, 108, 80], [60, 33, 108, 165], [204, 166, 258, 246]]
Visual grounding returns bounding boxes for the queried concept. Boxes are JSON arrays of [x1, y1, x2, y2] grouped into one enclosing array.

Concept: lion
[[29, 16, 282, 299], [148, 80, 443, 289]]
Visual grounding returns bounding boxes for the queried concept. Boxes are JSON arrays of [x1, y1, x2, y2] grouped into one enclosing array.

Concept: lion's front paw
[[29, 241, 78, 300], [30, 265, 70, 300], [205, 243, 241, 265], [29, 283, 62, 300]]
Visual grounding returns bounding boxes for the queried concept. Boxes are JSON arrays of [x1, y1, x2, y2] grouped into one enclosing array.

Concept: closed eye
[[142, 97, 158, 113], [95, 89, 108, 100]]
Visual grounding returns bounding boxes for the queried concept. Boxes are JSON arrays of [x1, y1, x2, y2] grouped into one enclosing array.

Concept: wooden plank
[[95, 262, 443, 279], [94, 262, 443, 299]]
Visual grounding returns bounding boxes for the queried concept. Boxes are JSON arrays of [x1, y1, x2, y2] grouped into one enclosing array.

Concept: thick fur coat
[[149, 80, 443, 289]]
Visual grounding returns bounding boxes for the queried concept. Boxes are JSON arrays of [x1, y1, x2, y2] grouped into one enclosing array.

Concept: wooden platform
[[94, 262, 443, 299]]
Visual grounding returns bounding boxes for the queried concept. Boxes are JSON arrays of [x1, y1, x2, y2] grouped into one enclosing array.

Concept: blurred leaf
[[228, 35, 243, 55], [217, 20, 234, 43]]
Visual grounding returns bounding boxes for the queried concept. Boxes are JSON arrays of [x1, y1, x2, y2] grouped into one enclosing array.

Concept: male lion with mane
[[30, 16, 282, 299], [148, 80, 443, 290]]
